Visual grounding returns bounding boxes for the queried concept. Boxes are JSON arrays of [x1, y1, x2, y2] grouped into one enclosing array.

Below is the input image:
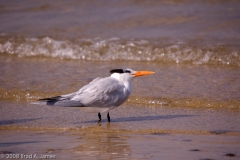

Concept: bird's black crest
[[110, 69, 124, 74], [110, 68, 133, 74]]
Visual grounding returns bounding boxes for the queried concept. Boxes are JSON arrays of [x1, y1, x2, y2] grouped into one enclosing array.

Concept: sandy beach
[[1, 100, 240, 160]]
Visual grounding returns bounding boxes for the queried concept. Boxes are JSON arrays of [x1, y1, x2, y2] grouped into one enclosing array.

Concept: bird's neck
[[123, 80, 132, 93], [111, 73, 133, 93]]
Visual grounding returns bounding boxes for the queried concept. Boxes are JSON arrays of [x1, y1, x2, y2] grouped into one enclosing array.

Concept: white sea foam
[[0, 36, 239, 66]]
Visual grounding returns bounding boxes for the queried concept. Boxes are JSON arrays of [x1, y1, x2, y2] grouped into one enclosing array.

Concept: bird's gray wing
[[32, 77, 103, 106], [71, 77, 130, 108]]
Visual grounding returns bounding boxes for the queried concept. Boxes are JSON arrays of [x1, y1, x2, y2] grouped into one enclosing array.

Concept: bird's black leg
[[98, 112, 101, 122], [107, 112, 111, 122]]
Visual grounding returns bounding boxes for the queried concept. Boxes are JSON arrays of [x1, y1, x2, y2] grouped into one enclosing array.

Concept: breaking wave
[[0, 35, 240, 66]]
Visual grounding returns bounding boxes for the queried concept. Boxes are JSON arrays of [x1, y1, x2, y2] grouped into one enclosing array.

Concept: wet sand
[[0, 55, 240, 159], [1, 130, 240, 160], [0, 101, 240, 160]]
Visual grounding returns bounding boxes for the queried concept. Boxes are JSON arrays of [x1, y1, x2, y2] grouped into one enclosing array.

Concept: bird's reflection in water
[[70, 123, 132, 159]]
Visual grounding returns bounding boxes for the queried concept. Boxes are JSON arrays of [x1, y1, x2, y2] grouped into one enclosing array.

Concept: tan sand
[[0, 101, 240, 160]]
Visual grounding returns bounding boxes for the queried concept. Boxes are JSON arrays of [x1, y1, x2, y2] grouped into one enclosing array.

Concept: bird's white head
[[110, 68, 154, 82], [110, 68, 154, 93]]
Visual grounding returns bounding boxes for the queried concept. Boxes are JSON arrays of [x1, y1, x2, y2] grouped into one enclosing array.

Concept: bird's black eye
[[125, 70, 131, 73]]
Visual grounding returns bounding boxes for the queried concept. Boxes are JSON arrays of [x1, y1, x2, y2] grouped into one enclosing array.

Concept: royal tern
[[32, 68, 154, 122]]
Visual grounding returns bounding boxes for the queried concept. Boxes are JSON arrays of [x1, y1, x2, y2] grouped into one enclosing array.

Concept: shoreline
[[1, 101, 239, 135], [1, 124, 240, 137]]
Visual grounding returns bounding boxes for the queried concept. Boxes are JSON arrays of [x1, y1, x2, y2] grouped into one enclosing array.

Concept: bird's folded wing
[[32, 77, 103, 107], [71, 77, 129, 107]]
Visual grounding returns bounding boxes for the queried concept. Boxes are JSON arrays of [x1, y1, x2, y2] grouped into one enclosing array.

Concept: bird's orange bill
[[133, 71, 155, 77]]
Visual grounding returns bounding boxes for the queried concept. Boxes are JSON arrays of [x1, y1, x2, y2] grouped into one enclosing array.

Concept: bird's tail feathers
[[31, 96, 83, 107]]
